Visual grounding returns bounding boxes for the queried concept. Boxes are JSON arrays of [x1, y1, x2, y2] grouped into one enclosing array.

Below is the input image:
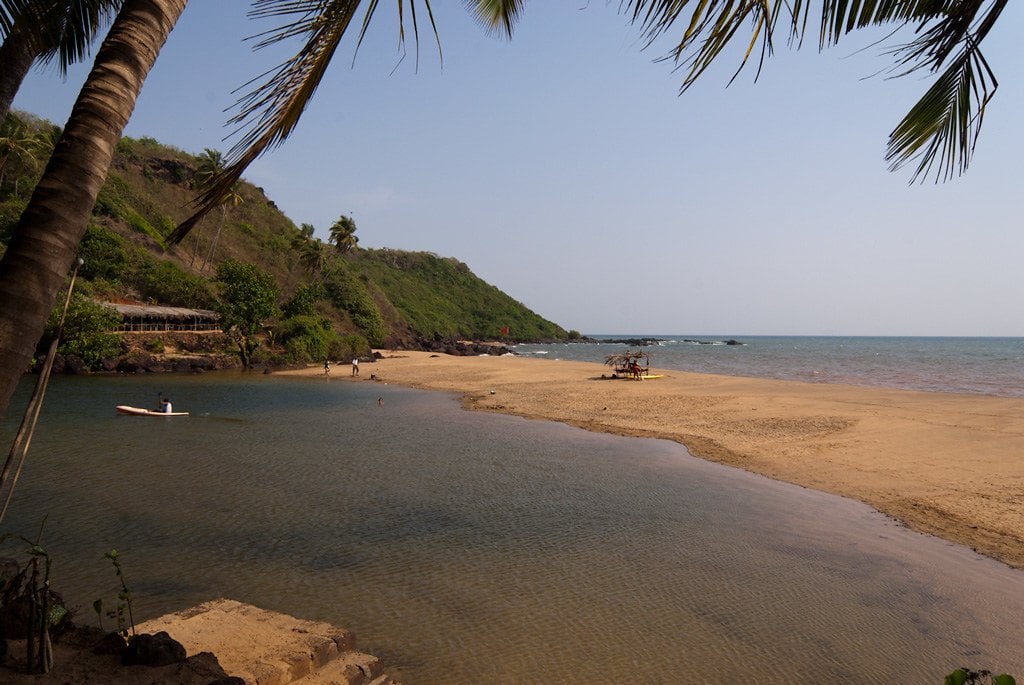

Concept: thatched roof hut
[[103, 303, 220, 332], [604, 350, 650, 376]]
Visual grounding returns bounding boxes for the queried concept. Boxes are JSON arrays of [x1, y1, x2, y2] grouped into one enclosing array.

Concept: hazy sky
[[13, 2, 1024, 336]]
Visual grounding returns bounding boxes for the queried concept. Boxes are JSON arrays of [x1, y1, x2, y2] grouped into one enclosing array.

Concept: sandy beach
[[286, 350, 1024, 569]]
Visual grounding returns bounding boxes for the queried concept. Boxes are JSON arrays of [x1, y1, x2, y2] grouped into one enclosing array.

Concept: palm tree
[[328, 214, 358, 254], [0, 0, 122, 119], [0, 0, 187, 419], [0, 0, 1011, 420], [191, 148, 244, 271], [298, 237, 329, 279]]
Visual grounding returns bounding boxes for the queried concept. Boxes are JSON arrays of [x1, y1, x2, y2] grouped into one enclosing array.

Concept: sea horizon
[[514, 335, 1024, 398]]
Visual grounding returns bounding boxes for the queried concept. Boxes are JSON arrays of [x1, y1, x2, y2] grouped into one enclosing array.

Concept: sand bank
[[283, 351, 1024, 569]]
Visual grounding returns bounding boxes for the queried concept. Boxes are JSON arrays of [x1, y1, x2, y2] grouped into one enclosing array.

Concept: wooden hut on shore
[[103, 303, 220, 333]]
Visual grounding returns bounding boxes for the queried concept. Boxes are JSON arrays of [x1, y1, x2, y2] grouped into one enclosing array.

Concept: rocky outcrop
[[413, 336, 513, 356]]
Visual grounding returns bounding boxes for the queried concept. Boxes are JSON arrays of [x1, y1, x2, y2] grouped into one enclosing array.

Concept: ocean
[[514, 336, 1024, 398], [2, 368, 1023, 683]]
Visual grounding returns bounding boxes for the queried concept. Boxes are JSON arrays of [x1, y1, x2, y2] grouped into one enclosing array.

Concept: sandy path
[[283, 351, 1024, 569]]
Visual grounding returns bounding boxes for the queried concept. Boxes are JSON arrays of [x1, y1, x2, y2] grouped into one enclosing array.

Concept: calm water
[[514, 336, 1024, 397], [2, 373, 1023, 683]]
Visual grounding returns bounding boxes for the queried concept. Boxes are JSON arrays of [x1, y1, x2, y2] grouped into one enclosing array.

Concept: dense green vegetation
[[0, 110, 568, 367], [351, 249, 567, 341]]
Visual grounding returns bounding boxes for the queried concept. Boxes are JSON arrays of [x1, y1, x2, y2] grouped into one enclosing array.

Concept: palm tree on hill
[[328, 214, 358, 255], [296, 236, 329, 279], [0, 0, 1012, 420], [0, 0, 121, 119], [193, 148, 244, 271]]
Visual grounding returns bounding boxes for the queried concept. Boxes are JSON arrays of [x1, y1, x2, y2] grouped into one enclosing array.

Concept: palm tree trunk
[[202, 204, 227, 271], [0, 16, 39, 121], [0, 13, 39, 120], [0, 0, 189, 419]]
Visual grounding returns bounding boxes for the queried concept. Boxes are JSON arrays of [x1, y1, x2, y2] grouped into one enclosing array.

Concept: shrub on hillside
[[322, 265, 388, 347], [137, 259, 216, 309], [334, 335, 370, 361], [274, 315, 339, 363], [78, 224, 130, 282], [281, 283, 325, 319]]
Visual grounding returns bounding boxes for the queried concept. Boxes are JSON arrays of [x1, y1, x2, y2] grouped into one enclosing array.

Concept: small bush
[[78, 224, 130, 282], [136, 259, 215, 309], [275, 315, 339, 363], [45, 294, 122, 369]]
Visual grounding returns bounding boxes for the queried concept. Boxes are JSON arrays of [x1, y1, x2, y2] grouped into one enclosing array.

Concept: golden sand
[[284, 351, 1024, 569]]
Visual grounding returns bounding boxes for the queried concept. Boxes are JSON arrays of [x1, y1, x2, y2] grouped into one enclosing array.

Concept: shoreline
[[282, 351, 1024, 570]]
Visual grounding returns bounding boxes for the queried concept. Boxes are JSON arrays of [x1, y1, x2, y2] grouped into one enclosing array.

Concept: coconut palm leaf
[[168, 0, 420, 244], [623, 0, 1004, 182], [886, 44, 996, 181], [169, 0, 527, 245], [0, 0, 120, 74]]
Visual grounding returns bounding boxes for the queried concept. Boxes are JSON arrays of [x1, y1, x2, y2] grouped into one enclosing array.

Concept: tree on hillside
[[0, 0, 1012, 420], [0, 0, 121, 119], [328, 214, 358, 254], [214, 258, 278, 368], [296, 236, 329, 279], [193, 148, 244, 271]]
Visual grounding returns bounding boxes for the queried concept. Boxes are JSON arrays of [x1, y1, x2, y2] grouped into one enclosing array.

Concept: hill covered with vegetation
[[0, 111, 570, 368]]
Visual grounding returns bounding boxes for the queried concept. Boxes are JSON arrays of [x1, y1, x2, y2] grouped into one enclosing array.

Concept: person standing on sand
[[351, 357, 359, 376], [324, 359, 330, 376]]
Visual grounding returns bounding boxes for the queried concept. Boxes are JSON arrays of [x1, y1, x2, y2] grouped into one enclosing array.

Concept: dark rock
[[121, 631, 187, 667], [91, 631, 128, 655], [63, 355, 90, 374]]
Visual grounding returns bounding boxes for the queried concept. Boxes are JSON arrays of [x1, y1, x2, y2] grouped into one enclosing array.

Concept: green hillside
[[0, 111, 569, 365]]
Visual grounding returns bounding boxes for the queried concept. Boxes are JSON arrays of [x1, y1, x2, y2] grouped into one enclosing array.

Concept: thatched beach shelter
[[604, 350, 651, 378], [103, 303, 220, 332]]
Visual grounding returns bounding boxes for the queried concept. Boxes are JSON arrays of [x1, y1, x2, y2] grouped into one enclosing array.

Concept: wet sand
[[283, 351, 1024, 569]]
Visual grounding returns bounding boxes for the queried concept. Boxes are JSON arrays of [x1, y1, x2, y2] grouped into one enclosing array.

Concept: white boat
[[116, 405, 189, 417]]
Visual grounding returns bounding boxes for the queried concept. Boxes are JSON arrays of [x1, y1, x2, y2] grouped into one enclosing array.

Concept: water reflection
[[2, 373, 1022, 683]]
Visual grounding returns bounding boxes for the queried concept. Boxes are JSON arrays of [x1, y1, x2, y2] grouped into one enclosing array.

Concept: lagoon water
[[515, 336, 1024, 398], [3, 371, 1024, 683]]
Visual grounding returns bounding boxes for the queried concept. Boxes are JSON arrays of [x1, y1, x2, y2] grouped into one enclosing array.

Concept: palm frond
[[170, 0, 368, 244], [621, 0, 1005, 180], [464, 0, 524, 37], [886, 43, 996, 182], [44, 0, 121, 77], [171, 0, 456, 244], [622, 0, 796, 91]]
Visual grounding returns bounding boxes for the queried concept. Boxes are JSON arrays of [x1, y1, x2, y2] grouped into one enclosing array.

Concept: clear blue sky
[[14, 2, 1024, 336]]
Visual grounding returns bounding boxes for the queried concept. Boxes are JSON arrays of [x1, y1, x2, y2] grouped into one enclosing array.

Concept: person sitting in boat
[[158, 394, 173, 413]]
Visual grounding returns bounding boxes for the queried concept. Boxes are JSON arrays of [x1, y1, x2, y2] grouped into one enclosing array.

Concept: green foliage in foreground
[[946, 669, 1016, 685], [350, 249, 567, 342]]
